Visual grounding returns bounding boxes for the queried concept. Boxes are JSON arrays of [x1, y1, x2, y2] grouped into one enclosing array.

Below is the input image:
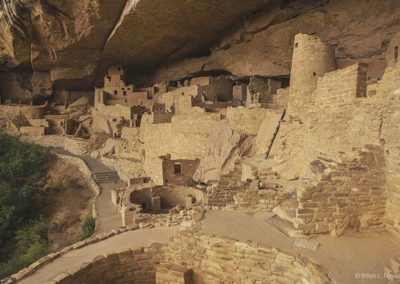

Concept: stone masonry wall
[[141, 109, 221, 185], [288, 33, 336, 117], [305, 63, 377, 161], [161, 231, 331, 284], [378, 62, 400, 241], [226, 106, 275, 135], [141, 110, 220, 161], [53, 245, 163, 284], [297, 145, 386, 236]]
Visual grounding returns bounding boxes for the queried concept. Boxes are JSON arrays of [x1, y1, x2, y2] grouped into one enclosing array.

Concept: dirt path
[[52, 148, 123, 233], [19, 227, 178, 284], [200, 210, 400, 284]]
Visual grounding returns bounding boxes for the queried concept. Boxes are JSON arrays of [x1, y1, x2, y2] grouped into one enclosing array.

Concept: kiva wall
[[53, 245, 163, 284], [161, 232, 331, 284]]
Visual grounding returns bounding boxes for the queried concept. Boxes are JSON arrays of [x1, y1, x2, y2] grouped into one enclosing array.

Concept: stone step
[[93, 171, 120, 183]]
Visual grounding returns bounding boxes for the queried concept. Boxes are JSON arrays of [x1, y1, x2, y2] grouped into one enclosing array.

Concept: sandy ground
[[44, 157, 94, 251], [52, 148, 123, 233], [200, 210, 400, 284]]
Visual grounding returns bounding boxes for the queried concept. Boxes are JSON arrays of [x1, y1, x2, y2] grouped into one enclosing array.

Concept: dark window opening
[[123, 91, 127, 96], [114, 90, 118, 95], [174, 163, 182, 174], [395, 46, 398, 62], [154, 86, 159, 93], [182, 92, 184, 96], [135, 114, 142, 127], [120, 74, 123, 80], [295, 43, 299, 48], [127, 88, 130, 90], [313, 72, 316, 76], [122, 88, 124, 90], [281, 78, 290, 88]]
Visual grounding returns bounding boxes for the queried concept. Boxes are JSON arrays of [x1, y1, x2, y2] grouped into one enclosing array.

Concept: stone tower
[[288, 34, 336, 116]]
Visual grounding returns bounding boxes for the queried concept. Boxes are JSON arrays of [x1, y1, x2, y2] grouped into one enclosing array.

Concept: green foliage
[[0, 133, 49, 263], [80, 216, 95, 241], [0, 219, 48, 279]]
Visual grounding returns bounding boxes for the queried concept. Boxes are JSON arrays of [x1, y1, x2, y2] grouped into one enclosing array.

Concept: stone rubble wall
[[162, 231, 332, 284], [297, 145, 386, 236], [206, 161, 289, 212]]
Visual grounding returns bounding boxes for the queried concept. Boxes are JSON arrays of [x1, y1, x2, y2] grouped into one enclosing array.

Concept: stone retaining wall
[[0, 224, 143, 284], [161, 231, 332, 284], [11, 231, 332, 284], [52, 245, 163, 284]]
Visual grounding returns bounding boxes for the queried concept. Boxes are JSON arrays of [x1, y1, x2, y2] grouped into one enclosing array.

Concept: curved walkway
[[52, 148, 123, 233], [19, 227, 178, 284], [16, 210, 400, 284], [200, 210, 400, 284]]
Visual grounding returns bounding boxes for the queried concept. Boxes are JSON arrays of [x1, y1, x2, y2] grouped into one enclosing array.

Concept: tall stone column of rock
[[288, 34, 336, 119]]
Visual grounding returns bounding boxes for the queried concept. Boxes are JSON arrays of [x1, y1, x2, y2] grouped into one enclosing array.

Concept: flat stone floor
[[200, 210, 400, 284]]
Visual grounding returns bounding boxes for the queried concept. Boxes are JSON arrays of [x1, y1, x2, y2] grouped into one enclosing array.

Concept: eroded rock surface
[[1, 0, 400, 93]]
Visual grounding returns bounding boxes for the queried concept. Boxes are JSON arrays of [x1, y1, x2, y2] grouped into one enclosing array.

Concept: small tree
[[80, 217, 95, 241]]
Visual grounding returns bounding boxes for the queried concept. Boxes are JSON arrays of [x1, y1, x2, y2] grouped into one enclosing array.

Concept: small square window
[[174, 163, 182, 174], [114, 90, 118, 95]]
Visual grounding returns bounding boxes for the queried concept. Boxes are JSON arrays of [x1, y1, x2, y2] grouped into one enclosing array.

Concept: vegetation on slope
[[80, 216, 95, 241], [0, 133, 49, 278], [0, 133, 94, 278]]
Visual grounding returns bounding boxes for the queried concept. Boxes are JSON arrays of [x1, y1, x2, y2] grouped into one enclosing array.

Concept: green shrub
[[0, 219, 48, 279], [0, 133, 49, 262], [80, 217, 95, 241]]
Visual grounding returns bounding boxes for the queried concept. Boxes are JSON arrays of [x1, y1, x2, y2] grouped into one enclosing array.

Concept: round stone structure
[[289, 33, 336, 115]]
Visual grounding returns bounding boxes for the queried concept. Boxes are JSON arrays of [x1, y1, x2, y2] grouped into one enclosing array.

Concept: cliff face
[[147, 0, 400, 83], [0, 0, 399, 100]]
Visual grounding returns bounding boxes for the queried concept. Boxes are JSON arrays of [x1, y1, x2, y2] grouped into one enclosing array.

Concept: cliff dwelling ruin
[[1, 0, 400, 283]]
